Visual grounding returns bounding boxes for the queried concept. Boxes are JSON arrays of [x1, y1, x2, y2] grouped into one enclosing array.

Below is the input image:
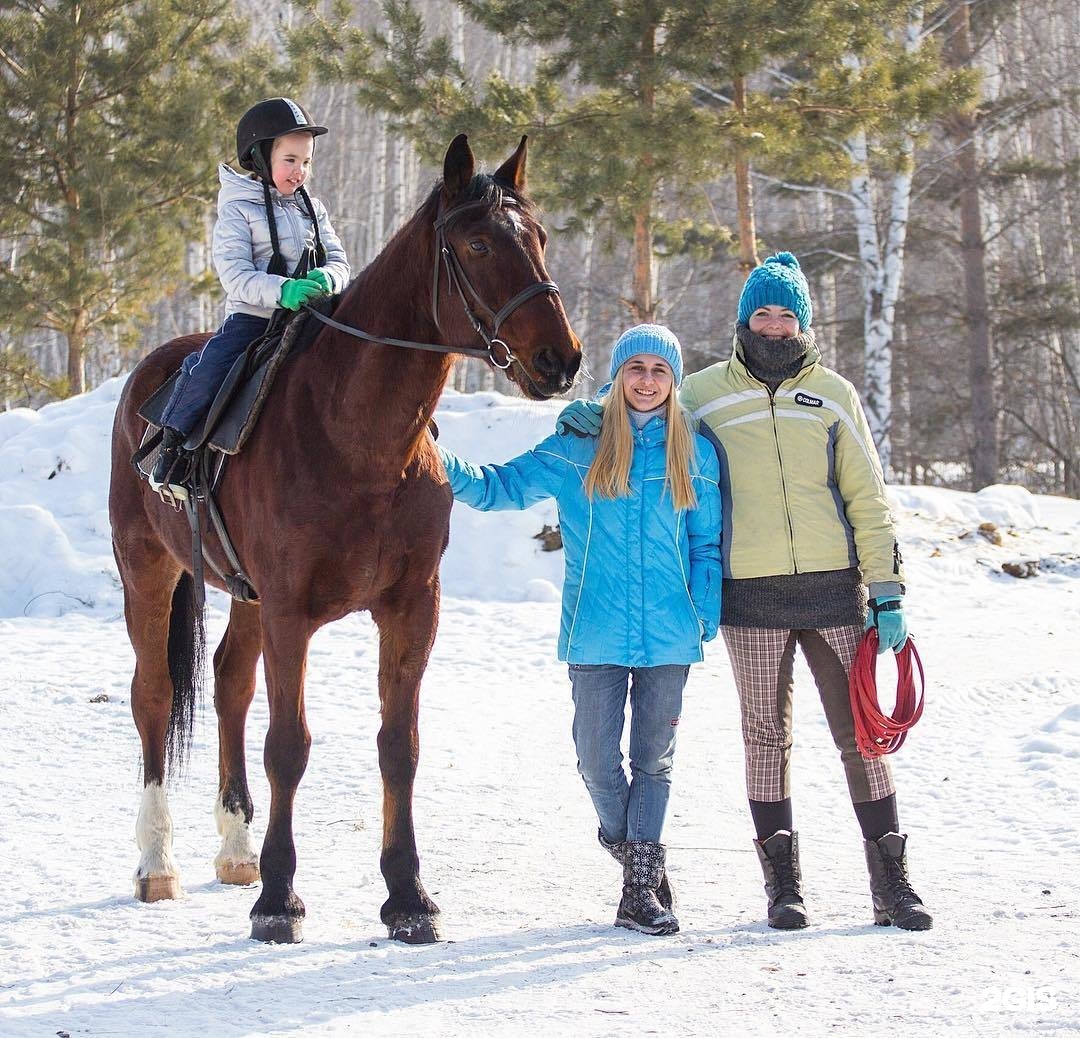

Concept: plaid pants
[[721, 624, 894, 804]]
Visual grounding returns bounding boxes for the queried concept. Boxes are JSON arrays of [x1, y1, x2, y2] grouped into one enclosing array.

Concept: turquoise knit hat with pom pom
[[609, 324, 684, 386], [737, 251, 813, 331]]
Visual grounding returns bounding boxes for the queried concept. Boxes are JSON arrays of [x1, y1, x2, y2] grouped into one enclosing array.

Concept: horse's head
[[435, 135, 582, 399]]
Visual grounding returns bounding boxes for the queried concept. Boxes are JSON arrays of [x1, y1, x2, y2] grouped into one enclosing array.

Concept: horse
[[108, 134, 582, 944]]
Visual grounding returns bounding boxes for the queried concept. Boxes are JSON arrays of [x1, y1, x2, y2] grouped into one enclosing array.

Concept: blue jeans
[[568, 663, 689, 844], [160, 313, 270, 436]]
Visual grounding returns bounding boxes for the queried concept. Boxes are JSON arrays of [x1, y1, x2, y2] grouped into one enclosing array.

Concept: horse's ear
[[443, 134, 476, 198], [493, 135, 528, 192]]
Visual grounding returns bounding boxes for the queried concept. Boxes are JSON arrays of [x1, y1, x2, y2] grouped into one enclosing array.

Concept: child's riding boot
[[753, 829, 809, 929], [614, 841, 679, 935], [150, 426, 189, 501], [863, 832, 933, 930]]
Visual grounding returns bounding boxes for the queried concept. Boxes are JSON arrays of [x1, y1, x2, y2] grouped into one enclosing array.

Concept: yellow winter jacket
[[679, 336, 904, 596]]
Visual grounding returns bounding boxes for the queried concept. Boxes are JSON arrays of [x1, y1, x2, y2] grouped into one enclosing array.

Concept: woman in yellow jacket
[[560, 253, 932, 932]]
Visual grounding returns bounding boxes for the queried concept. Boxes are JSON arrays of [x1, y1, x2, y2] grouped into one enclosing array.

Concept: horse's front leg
[[213, 599, 262, 887], [248, 610, 313, 943], [372, 580, 442, 944]]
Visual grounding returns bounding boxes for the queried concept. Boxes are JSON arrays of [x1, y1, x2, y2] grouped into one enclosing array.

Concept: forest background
[[1, 0, 1077, 496]]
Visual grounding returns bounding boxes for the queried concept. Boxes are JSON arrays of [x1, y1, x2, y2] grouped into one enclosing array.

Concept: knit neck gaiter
[[628, 403, 665, 429], [735, 323, 817, 393]]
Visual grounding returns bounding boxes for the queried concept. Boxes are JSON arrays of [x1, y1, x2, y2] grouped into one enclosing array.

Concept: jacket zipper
[[767, 389, 799, 573]]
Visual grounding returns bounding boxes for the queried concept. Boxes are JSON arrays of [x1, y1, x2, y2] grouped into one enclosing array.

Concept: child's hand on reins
[[279, 277, 325, 311], [306, 268, 334, 294]]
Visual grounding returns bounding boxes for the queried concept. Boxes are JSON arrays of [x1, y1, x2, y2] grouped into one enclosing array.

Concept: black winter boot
[[149, 426, 189, 501], [753, 830, 809, 930], [615, 841, 679, 935], [864, 832, 933, 931], [598, 829, 674, 912]]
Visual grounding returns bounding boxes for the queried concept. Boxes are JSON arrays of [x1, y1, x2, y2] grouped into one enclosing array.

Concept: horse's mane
[[416, 171, 537, 223]]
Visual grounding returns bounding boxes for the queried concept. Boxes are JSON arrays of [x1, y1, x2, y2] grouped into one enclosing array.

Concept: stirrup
[[149, 473, 189, 505]]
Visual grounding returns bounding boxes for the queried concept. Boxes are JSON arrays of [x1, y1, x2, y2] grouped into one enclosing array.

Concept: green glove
[[278, 277, 324, 311], [306, 267, 334, 294]]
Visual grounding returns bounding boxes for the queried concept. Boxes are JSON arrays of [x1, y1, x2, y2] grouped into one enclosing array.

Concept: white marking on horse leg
[[134, 781, 182, 895], [213, 795, 259, 884]]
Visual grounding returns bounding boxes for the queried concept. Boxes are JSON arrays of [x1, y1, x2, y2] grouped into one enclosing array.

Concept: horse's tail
[[166, 571, 205, 775]]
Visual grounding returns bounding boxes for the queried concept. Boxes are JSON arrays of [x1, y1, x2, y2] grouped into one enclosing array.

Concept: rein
[[302, 196, 559, 372], [849, 631, 926, 758]]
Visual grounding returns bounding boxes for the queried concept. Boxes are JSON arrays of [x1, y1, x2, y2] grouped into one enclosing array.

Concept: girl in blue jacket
[[438, 325, 721, 936]]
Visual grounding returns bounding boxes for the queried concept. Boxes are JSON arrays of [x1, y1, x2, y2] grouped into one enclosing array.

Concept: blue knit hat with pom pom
[[609, 324, 684, 386], [737, 251, 813, 331]]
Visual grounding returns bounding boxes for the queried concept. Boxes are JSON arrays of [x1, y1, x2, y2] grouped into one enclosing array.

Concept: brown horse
[[108, 134, 582, 944]]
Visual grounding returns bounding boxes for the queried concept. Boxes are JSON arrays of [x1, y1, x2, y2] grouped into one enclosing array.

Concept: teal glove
[[279, 277, 325, 311], [866, 596, 909, 654], [556, 399, 604, 437], [306, 267, 334, 294]]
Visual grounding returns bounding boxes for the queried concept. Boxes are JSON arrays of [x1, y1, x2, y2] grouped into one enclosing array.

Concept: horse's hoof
[[250, 914, 304, 944], [387, 913, 443, 944], [216, 860, 260, 886], [134, 875, 182, 902]]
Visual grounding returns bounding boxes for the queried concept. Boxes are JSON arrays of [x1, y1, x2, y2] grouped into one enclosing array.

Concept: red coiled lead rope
[[849, 630, 926, 759]]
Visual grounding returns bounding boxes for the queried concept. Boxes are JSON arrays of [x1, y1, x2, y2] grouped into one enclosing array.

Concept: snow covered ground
[[0, 379, 1077, 1036]]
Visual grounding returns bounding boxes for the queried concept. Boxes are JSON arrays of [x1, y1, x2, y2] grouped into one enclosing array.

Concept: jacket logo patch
[[795, 392, 823, 407]]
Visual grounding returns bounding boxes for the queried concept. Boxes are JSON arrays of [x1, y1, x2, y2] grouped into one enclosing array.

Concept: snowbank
[[0, 377, 1077, 618]]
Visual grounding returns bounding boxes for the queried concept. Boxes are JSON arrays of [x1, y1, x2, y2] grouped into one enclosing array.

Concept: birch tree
[[845, 13, 923, 475]]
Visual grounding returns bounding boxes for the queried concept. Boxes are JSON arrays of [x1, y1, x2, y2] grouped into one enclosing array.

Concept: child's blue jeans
[[568, 663, 688, 844], [160, 312, 270, 436]]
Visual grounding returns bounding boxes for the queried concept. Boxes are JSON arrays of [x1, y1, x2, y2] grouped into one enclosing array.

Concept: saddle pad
[[207, 297, 336, 454]]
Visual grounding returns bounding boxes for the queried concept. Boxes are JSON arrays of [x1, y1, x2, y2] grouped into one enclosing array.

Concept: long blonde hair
[[583, 367, 699, 511]]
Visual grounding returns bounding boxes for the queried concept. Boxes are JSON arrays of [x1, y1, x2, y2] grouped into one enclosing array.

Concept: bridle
[[302, 194, 561, 372]]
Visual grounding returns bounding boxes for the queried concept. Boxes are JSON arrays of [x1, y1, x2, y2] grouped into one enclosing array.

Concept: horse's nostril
[[534, 347, 559, 378], [535, 347, 582, 385]]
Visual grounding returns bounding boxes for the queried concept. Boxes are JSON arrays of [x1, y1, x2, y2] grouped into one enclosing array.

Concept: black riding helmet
[[236, 97, 328, 179]]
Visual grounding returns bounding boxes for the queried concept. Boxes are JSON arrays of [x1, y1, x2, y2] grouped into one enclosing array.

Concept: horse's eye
[[468, 240, 489, 255]]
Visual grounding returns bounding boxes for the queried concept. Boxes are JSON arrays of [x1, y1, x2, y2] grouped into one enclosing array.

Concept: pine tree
[[0, 0, 279, 395], [293, 0, 969, 340], [293, 1, 746, 322]]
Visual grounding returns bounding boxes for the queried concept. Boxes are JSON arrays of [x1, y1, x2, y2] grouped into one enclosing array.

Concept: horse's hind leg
[[213, 599, 262, 887], [372, 582, 442, 944], [120, 552, 188, 902]]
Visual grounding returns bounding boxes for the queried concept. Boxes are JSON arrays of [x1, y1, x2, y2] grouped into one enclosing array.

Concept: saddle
[[137, 297, 332, 456], [131, 297, 335, 605]]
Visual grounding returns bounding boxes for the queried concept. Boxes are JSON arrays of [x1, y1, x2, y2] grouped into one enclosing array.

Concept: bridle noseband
[[303, 194, 561, 372]]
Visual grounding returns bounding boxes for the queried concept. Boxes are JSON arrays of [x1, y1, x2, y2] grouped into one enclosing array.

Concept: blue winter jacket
[[439, 416, 722, 666]]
